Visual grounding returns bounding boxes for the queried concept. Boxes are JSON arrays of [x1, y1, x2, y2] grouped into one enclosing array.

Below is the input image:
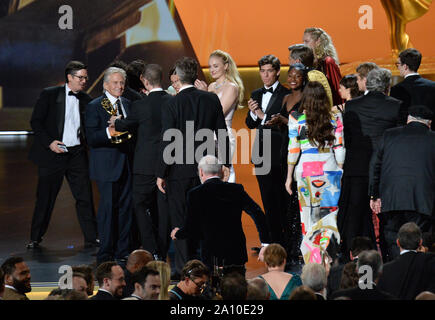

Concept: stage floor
[[0, 108, 301, 287]]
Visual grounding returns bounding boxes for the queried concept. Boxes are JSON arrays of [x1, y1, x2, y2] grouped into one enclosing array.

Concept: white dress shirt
[[250, 80, 279, 125], [404, 72, 419, 78], [179, 84, 195, 92], [63, 85, 81, 147], [105, 91, 127, 139], [149, 88, 164, 93]]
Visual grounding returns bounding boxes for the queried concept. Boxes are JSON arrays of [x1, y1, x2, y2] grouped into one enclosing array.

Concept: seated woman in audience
[[286, 81, 345, 264], [333, 74, 363, 114], [147, 260, 171, 300], [303, 27, 343, 105], [258, 243, 302, 300], [194, 49, 244, 182]]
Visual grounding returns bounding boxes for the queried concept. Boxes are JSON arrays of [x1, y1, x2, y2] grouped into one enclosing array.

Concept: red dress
[[319, 56, 343, 105]]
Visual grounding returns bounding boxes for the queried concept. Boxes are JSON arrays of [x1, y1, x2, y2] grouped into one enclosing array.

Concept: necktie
[[68, 91, 79, 98], [115, 99, 124, 118], [262, 87, 274, 94]]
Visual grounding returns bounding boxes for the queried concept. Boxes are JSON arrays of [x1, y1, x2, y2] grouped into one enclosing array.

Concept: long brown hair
[[299, 81, 335, 149]]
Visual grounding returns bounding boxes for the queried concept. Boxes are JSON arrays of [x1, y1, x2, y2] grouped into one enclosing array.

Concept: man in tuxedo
[[356, 62, 379, 93], [329, 250, 395, 300], [85, 67, 133, 265], [156, 57, 230, 276], [339, 68, 401, 259], [122, 267, 161, 300], [90, 261, 126, 300], [109, 60, 143, 102], [391, 48, 435, 129], [122, 249, 154, 298], [370, 105, 435, 261], [301, 263, 327, 300], [377, 222, 435, 299], [111, 64, 171, 260], [245, 54, 290, 247], [27, 60, 98, 249], [170, 155, 271, 272]]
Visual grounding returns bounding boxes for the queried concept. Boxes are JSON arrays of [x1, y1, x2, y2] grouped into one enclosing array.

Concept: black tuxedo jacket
[[371, 122, 435, 216], [90, 290, 117, 300], [330, 284, 395, 300], [85, 95, 132, 182], [29, 85, 92, 167], [115, 91, 172, 175], [377, 252, 435, 300], [175, 178, 271, 266], [157, 87, 230, 180], [343, 91, 401, 182], [245, 83, 290, 167], [390, 75, 435, 129]]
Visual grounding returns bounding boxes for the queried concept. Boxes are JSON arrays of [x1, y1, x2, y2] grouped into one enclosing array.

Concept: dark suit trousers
[[255, 165, 286, 245], [379, 211, 434, 262], [166, 177, 201, 274], [30, 146, 97, 243], [96, 162, 132, 264], [133, 174, 169, 255]]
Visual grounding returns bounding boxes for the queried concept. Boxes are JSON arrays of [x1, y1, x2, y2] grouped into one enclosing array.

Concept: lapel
[[264, 83, 281, 115], [120, 96, 130, 117], [55, 85, 66, 139]]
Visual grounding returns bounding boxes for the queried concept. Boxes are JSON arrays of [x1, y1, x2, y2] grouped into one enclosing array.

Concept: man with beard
[[90, 261, 126, 300], [1, 257, 32, 300]]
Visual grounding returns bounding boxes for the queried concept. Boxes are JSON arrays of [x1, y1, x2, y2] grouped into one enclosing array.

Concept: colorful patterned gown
[[287, 111, 345, 264]]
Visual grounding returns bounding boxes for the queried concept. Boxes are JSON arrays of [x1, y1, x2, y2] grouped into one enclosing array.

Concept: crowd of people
[[1, 27, 435, 300]]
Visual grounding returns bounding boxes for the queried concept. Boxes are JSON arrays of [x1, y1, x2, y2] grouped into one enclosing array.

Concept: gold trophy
[[101, 97, 132, 144]]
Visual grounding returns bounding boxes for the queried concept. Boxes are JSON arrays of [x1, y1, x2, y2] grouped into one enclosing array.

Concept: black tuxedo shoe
[[26, 238, 42, 249], [84, 239, 101, 248]]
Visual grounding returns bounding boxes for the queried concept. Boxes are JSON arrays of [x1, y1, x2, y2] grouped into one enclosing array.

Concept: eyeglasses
[[189, 276, 207, 293], [72, 74, 89, 81]]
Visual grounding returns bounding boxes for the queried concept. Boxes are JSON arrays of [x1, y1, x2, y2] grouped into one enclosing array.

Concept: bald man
[[122, 249, 153, 298]]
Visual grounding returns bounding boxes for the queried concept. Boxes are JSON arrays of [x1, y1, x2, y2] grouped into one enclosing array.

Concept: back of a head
[[339, 261, 359, 290], [397, 222, 422, 250], [95, 261, 118, 287], [263, 243, 287, 267], [357, 250, 383, 281], [198, 155, 222, 176], [366, 68, 391, 93], [126, 249, 153, 272], [143, 63, 163, 87], [356, 62, 379, 79], [399, 48, 422, 72], [339, 74, 363, 99], [350, 236, 375, 257], [127, 59, 147, 92], [301, 263, 327, 292], [47, 288, 87, 300], [220, 272, 247, 300], [422, 232, 435, 253], [415, 291, 435, 300], [304, 27, 339, 64], [174, 57, 198, 85], [246, 278, 269, 300], [289, 285, 317, 300], [289, 44, 314, 68]]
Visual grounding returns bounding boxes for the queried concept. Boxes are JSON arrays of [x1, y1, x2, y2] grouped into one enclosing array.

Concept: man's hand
[[247, 98, 259, 113], [370, 198, 382, 214], [157, 177, 166, 194], [108, 126, 117, 137], [265, 114, 287, 127], [49, 140, 67, 153], [107, 115, 121, 127], [170, 227, 180, 240]]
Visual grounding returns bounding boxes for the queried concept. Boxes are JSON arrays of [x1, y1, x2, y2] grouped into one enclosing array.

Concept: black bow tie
[[262, 87, 274, 94], [68, 91, 79, 98]]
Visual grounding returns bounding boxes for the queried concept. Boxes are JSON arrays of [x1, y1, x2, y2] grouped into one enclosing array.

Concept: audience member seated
[[1, 257, 31, 300], [246, 278, 270, 300], [0, 267, 4, 299], [169, 260, 210, 300], [122, 249, 154, 298], [377, 222, 435, 299], [72, 264, 95, 296], [147, 260, 171, 300], [122, 266, 161, 300], [220, 272, 248, 300], [258, 243, 302, 300], [415, 291, 435, 300], [421, 232, 435, 254], [90, 261, 126, 300], [72, 272, 88, 295], [339, 261, 359, 291], [301, 263, 327, 300], [327, 236, 374, 298], [329, 250, 395, 300], [289, 285, 317, 300], [46, 288, 88, 300]]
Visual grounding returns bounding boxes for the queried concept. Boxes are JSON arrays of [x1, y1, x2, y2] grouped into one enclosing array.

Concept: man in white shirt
[[90, 261, 126, 300], [122, 267, 161, 300], [27, 60, 98, 249]]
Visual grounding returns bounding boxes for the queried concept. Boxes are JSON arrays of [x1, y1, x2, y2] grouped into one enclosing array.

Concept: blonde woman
[[195, 50, 244, 182], [303, 27, 343, 105], [146, 260, 171, 300]]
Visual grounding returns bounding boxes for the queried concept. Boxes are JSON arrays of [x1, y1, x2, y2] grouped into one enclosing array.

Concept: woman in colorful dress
[[285, 81, 345, 264]]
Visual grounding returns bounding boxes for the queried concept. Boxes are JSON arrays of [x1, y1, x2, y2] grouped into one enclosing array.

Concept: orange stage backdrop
[[174, 0, 435, 66]]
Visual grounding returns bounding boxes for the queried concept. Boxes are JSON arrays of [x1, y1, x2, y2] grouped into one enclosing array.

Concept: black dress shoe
[[84, 239, 101, 248], [26, 241, 40, 249]]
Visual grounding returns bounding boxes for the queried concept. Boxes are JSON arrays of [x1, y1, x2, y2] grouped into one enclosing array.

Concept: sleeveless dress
[[216, 84, 238, 183], [287, 111, 345, 264], [258, 274, 302, 300]]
